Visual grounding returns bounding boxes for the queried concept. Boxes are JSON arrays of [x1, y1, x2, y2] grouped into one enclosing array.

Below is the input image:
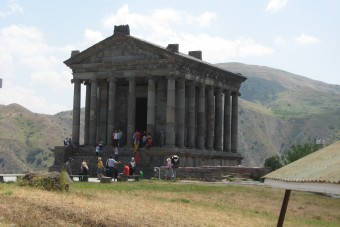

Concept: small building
[[263, 141, 340, 226], [52, 25, 247, 177]]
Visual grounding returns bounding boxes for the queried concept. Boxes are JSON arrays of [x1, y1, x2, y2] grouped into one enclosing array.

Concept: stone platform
[[49, 145, 243, 179]]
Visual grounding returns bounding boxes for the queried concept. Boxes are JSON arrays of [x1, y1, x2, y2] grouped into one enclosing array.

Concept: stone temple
[[50, 25, 247, 178]]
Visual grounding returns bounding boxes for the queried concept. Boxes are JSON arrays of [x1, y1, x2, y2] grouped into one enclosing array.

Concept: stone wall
[[156, 166, 271, 181]]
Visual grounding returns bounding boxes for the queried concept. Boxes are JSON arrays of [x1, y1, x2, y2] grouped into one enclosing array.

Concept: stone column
[[147, 78, 156, 141], [187, 80, 196, 148], [89, 79, 97, 146], [223, 90, 231, 152], [127, 77, 136, 147], [84, 81, 91, 145], [176, 78, 185, 147], [197, 84, 205, 149], [71, 79, 81, 145], [231, 92, 239, 153], [214, 88, 223, 151], [99, 81, 108, 144], [206, 86, 215, 150], [107, 78, 116, 144], [166, 76, 175, 147]]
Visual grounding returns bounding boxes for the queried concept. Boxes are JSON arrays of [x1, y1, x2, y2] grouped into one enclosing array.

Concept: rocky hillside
[[218, 63, 340, 166], [0, 104, 83, 173], [1, 63, 340, 172]]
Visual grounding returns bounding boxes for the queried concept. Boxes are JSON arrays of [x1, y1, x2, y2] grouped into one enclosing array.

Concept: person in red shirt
[[123, 164, 130, 176]]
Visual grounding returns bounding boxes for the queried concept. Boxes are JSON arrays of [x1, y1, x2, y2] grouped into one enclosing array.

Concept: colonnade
[[71, 76, 239, 153]]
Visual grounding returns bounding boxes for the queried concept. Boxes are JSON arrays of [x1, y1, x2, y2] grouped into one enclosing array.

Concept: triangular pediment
[[64, 34, 173, 66]]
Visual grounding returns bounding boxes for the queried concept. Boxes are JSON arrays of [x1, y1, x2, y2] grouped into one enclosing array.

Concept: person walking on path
[[129, 157, 136, 175], [61, 158, 73, 176], [80, 159, 89, 175], [106, 155, 121, 180], [97, 157, 105, 180], [165, 158, 173, 180]]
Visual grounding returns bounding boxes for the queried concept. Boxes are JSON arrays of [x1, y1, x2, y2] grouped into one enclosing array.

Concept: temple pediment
[[64, 34, 172, 67]]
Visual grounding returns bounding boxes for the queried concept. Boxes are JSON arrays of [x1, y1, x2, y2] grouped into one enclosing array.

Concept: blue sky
[[0, 0, 339, 114]]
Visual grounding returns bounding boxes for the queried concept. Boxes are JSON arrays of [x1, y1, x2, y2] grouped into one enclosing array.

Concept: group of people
[[112, 128, 123, 147], [96, 156, 136, 181], [63, 137, 77, 150], [165, 155, 180, 181], [132, 130, 153, 152]]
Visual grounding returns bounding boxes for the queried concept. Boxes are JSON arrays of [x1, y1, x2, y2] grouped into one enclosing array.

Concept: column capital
[[147, 76, 157, 81], [166, 74, 176, 80], [231, 91, 241, 96], [107, 77, 117, 83], [83, 80, 91, 86], [126, 76, 136, 82], [214, 86, 223, 92], [71, 78, 82, 84]]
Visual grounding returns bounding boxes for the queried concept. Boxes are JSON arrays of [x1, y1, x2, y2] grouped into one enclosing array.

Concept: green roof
[[263, 141, 340, 194]]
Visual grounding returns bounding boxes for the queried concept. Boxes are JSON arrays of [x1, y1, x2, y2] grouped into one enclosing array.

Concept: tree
[[264, 141, 320, 171], [282, 142, 320, 165], [264, 155, 283, 171]]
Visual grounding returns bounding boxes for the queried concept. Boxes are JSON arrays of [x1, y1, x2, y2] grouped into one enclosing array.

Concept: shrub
[[264, 155, 283, 171]]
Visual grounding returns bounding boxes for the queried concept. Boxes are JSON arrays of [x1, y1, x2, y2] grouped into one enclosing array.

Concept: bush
[[264, 155, 283, 171], [18, 172, 68, 191], [282, 142, 320, 165]]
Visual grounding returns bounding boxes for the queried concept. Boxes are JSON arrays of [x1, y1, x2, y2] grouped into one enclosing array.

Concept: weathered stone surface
[[100, 177, 112, 183]]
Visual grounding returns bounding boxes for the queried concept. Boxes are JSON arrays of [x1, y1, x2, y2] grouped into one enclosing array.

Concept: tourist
[[105, 155, 121, 180], [61, 158, 73, 176], [97, 157, 105, 180], [114, 146, 119, 160], [117, 128, 123, 147], [95, 144, 100, 160], [98, 139, 103, 150], [132, 130, 140, 152], [146, 133, 153, 149], [165, 158, 173, 180], [64, 137, 69, 147], [111, 129, 117, 147], [129, 157, 136, 175], [123, 163, 130, 176], [141, 132, 147, 148], [171, 155, 180, 181], [80, 159, 89, 176]]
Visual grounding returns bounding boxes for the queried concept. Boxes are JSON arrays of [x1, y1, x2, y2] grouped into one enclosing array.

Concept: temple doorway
[[135, 97, 147, 132]]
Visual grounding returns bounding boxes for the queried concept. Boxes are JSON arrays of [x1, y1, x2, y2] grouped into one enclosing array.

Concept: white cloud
[[295, 33, 320, 45], [0, 83, 69, 114], [0, 25, 49, 57], [102, 4, 217, 32], [0, 24, 75, 114], [0, 3, 23, 18], [265, 0, 288, 13], [101, 4, 271, 63], [274, 36, 287, 47], [84, 29, 104, 45]]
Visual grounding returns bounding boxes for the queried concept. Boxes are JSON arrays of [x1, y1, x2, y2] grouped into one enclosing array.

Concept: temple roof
[[64, 29, 247, 86]]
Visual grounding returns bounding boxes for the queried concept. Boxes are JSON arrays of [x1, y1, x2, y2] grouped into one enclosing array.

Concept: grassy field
[[0, 180, 339, 226]]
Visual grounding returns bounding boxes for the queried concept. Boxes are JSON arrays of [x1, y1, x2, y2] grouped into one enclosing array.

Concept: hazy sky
[[0, 0, 339, 114]]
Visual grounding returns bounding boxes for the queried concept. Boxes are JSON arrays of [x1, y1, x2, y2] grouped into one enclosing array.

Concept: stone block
[[100, 177, 112, 183]]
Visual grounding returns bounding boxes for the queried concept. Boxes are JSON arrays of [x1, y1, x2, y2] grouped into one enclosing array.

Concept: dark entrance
[[135, 97, 147, 132]]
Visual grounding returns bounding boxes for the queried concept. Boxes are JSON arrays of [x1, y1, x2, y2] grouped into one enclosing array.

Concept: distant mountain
[[217, 63, 340, 166], [1, 63, 339, 172], [0, 104, 83, 173]]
